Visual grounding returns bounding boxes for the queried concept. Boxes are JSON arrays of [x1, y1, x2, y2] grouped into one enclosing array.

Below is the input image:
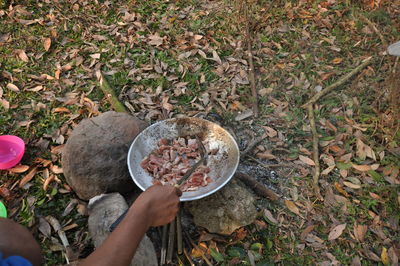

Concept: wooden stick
[[184, 231, 213, 266], [176, 210, 183, 255], [235, 172, 279, 201], [96, 70, 127, 113], [166, 219, 176, 264], [160, 224, 168, 265], [183, 248, 195, 266], [307, 105, 320, 186], [301, 57, 374, 108], [359, 15, 387, 47], [244, 4, 259, 117]]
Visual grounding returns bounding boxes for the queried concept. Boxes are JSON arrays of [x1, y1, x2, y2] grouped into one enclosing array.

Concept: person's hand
[[133, 184, 182, 227]]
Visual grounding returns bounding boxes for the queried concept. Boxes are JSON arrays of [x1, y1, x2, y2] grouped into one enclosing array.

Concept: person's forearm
[[80, 200, 150, 266]]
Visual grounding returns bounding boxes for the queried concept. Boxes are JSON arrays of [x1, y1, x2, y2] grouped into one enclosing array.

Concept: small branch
[[307, 105, 323, 199], [183, 248, 195, 266], [166, 219, 176, 264], [235, 172, 279, 201], [307, 105, 320, 186], [244, 4, 259, 117], [301, 57, 374, 108], [184, 231, 213, 266], [96, 70, 127, 113], [359, 15, 387, 47], [176, 210, 183, 255], [160, 224, 168, 265]]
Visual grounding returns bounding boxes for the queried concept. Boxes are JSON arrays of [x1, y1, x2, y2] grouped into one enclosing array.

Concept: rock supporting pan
[[127, 117, 240, 201]]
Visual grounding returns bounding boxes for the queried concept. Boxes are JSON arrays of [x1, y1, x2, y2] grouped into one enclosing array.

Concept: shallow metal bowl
[[127, 117, 240, 201]]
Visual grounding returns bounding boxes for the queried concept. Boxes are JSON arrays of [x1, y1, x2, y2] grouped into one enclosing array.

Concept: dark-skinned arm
[[79, 184, 181, 266]]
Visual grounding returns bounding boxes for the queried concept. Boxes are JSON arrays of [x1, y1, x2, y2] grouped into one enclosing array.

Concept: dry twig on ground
[[302, 57, 374, 108], [96, 71, 127, 113], [359, 14, 387, 47], [235, 172, 279, 200]]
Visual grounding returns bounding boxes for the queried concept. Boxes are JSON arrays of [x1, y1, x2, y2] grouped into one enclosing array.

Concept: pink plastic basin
[[0, 135, 25, 170]]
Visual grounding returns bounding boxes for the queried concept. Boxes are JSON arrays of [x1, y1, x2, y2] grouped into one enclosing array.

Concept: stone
[[88, 193, 158, 266], [186, 180, 257, 235], [62, 111, 147, 200]]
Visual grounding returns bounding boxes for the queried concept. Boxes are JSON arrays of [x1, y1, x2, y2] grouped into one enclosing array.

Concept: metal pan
[[127, 117, 240, 201]]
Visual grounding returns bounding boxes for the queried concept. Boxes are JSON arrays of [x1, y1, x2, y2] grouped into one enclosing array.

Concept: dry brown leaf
[[300, 225, 315, 240], [26, 85, 43, 92], [343, 181, 361, 189], [50, 165, 63, 174], [263, 209, 278, 224], [0, 99, 10, 110], [53, 107, 70, 113], [340, 169, 348, 178], [43, 174, 55, 191], [263, 126, 277, 138], [334, 182, 349, 197], [256, 152, 276, 160], [148, 33, 164, 46], [90, 53, 101, 59], [8, 165, 30, 173], [15, 49, 29, 62], [6, 83, 20, 92], [321, 165, 335, 175], [352, 163, 371, 172], [353, 224, 368, 242], [19, 167, 38, 187], [285, 200, 300, 215], [332, 57, 343, 64], [299, 155, 315, 166], [328, 223, 346, 241], [43, 38, 51, 51]]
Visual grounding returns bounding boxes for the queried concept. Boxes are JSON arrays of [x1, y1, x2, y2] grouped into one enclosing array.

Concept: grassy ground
[[1, 0, 399, 265]]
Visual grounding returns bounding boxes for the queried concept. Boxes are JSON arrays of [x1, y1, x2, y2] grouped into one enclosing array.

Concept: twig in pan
[[176, 210, 183, 255], [166, 219, 176, 264]]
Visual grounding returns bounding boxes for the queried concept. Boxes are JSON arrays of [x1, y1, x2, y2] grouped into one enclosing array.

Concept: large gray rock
[[88, 193, 158, 266], [62, 111, 147, 200], [186, 180, 257, 235]]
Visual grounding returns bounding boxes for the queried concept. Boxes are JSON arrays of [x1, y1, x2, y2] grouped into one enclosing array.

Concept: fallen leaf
[[352, 163, 371, 172], [263, 209, 278, 224], [50, 165, 63, 174], [148, 33, 164, 46], [299, 155, 315, 166], [15, 49, 29, 62], [300, 225, 315, 240], [332, 58, 343, 64], [328, 223, 346, 241], [26, 85, 43, 92], [0, 99, 10, 110], [43, 174, 55, 191], [321, 165, 335, 175], [8, 165, 30, 173], [256, 152, 276, 160], [38, 217, 52, 238], [43, 38, 51, 51], [285, 200, 300, 215], [340, 169, 348, 178], [263, 126, 278, 138], [6, 83, 20, 92], [90, 53, 101, 59], [343, 181, 361, 189], [19, 167, 38, 187], [381, 247, 389, 265], [334, 182, 349, 197], [53, 107, 70, 113], [353, 224, 368, 242]]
